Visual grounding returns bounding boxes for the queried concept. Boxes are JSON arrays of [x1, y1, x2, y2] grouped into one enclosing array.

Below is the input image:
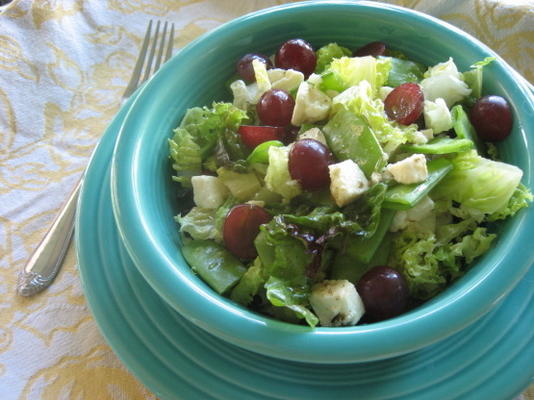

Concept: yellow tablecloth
[[0, 0, 532, 399]]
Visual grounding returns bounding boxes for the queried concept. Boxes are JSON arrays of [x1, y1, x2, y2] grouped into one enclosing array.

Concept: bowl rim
[[111, 0, 534, 363]]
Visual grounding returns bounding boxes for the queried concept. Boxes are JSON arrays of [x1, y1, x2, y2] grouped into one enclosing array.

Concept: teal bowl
[[111, 1, 534, 363]]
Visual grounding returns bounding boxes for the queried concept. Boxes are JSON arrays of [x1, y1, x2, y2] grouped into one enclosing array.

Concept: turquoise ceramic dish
[[76, 93, 534, 399], [111, 1, 534, 363]]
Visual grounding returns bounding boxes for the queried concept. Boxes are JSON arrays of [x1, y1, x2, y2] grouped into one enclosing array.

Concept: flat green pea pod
[[402, 136, 474, 154], [323, 110, 386, 177], [246, 140, 284, 164], [383, 158, 453, 210], [182, 240, 246, 294], [451, 104, 483, 152]]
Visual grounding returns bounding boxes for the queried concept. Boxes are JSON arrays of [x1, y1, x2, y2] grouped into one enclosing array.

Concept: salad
[[169, 39, 531, 327]]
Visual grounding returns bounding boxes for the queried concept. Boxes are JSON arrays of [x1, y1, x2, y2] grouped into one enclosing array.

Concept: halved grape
[[384, 83, 424, 125], [236, 53, 273, 82], [353, 41, 386, 57], [356, 266, 409, 321], [223, 205, 272, 260], [256, 89, 295, 127], [238, 125, 285, 149], [288, 139, 334, 191], [469, 95, 513, 142], [275, 38, 316, 77]]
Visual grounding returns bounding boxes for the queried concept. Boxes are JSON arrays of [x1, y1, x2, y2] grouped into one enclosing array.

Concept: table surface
[[0, 0, 532, 399]]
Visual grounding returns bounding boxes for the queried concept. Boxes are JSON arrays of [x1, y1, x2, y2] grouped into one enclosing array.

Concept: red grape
[[275, 38, 316, 77], [353, 41, 386, 57], [384, 83, 424, 125], [256, 89, 295, 127], [238, 125, 285, 149], [236, 53, 273, 82], [356, 266, 409, 322], [223, 205, 272, 260], [288, 139, 334, 191], [469, 95, 513, 142]]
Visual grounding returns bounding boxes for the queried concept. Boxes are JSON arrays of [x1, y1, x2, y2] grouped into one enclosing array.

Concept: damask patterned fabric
[[0, 0, 532, 399]]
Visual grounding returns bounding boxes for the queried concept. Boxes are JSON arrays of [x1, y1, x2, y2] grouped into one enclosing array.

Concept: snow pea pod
[[383, 158, 452, 210], [323, 109, 386, 177], [182, 240, 246, 294], [402, 136, 474, 154]]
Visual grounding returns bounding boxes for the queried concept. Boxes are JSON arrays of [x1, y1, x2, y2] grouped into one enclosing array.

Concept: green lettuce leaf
[[255, 216, 312, 284], [320, 56, 392, 93], [169, 128, 202, 187], [487, 184, 533, 221], [171, 102, 249, 185], [315, 43, 352, 74], [462, 57, 495, 106], [389, 225, 496, 300], [230, 257, 265, 306], [179, 102, 248, 158], [280, 183, 386, 237], [382, 56, 425, 87], [265, 277, 318, 327], [217, 167, 261, 201], [331, 80, 418, 153], [432, 150, 523, 214], [264, 145, 302, 201], [175, 207, 220, 242], [389, 231, 446, 299], [254, 216, 318, 326]]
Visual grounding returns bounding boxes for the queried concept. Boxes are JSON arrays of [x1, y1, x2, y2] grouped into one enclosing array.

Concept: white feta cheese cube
[[191, 175, 230, 209], [406, 196, 435, 220], [309, 280, 365, 327], [390, 196, 435, 232], [420, 128, 434, 141], [328, 160, 369, 207], [410, 130, 430, 144], [386, 154, 428, 184], [267, 68, 304, 92], [298, 127, 327, 145], [291, 82, 332, 126], [424, 98, 453, 134]]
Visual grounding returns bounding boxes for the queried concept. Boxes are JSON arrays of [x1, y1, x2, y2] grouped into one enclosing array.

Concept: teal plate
[[76, 95, 534, 400]]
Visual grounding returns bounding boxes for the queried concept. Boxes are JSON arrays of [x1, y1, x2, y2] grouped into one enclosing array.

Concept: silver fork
[[17, 20, 175, 296]]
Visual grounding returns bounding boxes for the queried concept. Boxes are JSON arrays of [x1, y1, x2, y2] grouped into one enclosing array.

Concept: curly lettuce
[[320, 55, 392, 93], [331, 80, 418, 153], [169, 102, 249, 185], [315, 43, 352, 74], [390, 225, 496, 300]]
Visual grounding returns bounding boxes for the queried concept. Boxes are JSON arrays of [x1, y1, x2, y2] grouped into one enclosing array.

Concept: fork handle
[[17, 177, 82, 296]]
